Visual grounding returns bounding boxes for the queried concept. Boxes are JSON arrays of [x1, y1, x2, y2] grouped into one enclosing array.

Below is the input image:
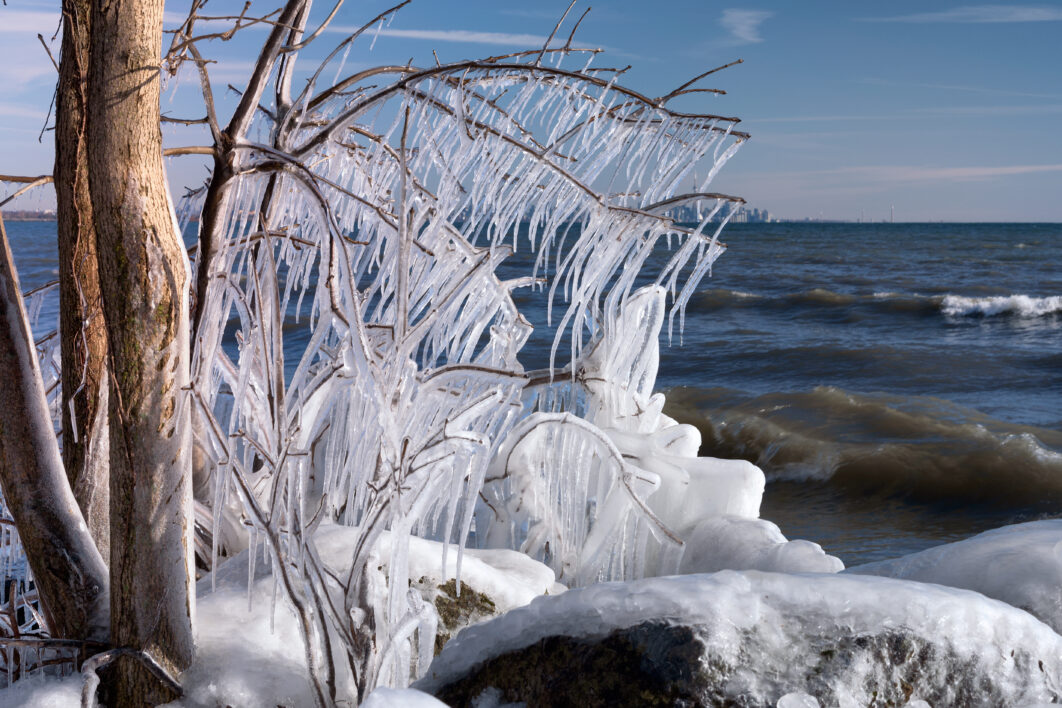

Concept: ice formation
[[477, 283, 837, 581], [848, 519, 1062, 633], [679, 516, 843, 575]]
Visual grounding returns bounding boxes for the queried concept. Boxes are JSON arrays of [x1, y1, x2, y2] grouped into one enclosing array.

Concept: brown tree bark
[[86, 0, 195, 703], [55, 0, 110, 562], [0, 214, 109, 642]]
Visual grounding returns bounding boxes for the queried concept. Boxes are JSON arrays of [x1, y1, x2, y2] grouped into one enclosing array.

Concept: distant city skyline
[[1, 0, 1060, 222]]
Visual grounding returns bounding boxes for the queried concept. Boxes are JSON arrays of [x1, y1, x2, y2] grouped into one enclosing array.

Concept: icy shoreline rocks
[[847, 519, 1062, 633], [417, 571, 1062, 707]]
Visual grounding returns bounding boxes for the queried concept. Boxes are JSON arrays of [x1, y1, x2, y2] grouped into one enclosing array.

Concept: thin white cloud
[[750, 104, 1062, 122], [860, 77, 1060, 100], [764, 164, 1062, 183], [497, 9, 571, 21], [857, 164, 1062, 181], [720, 9, 773, 44], [0, 9, 60, 34], [750, 115, 893, 123], [862, 5, 1062, 23], [326, 26, 549, 48], [0, 104, 47, 121], [163, 10, 191, 26], [913, 104, 1062, 116]]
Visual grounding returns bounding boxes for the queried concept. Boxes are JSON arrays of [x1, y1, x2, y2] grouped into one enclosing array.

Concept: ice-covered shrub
[[173, 8, 748, 702]]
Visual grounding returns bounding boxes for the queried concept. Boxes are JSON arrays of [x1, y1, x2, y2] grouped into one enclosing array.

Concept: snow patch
[[847, 519, 1062, 632]]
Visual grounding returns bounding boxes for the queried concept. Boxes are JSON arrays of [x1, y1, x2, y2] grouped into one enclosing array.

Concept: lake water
[[7, 219, 1060, 567], [657, 222, 1062, 566]]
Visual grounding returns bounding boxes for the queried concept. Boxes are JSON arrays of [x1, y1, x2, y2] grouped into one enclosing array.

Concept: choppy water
[[7, 220, 1060, 566], [659, 223, 1062, 565]]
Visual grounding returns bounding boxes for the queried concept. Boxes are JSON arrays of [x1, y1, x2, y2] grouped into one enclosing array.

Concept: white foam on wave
[[941, 294, 1062, 318]]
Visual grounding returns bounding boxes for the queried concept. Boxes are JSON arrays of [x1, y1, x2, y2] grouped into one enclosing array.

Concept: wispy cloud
[[862, 5, 1062, 23], [0, 9, 60, 34], [497, 9, 571, 21], [750, 115, 894, 123], [861, 164, 1062, 181], [749, 103, 1062, 122], [0, 104, 47, 121], [860, 77, 1060, 100], [325, 26, 549, 47], [912, 104, 1062, 116], [720, 9, 772, 44], [764, 164, 1062, 183]]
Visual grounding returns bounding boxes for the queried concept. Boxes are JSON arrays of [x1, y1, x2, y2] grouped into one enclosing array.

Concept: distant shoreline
[[3, 211, 1058, 225], [1, 211, 56, 222]]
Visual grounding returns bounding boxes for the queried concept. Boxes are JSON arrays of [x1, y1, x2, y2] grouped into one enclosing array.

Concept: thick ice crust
[[848, 519, 1062, 633]]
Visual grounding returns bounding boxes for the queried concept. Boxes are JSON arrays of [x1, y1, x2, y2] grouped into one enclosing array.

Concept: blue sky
[[2, 0, 1061, 221]]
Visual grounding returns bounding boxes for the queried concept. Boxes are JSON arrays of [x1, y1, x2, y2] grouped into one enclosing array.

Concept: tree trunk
[[55, 0, 110, 562], [86, 0, 195, 703], [0, 214, 109, 642]]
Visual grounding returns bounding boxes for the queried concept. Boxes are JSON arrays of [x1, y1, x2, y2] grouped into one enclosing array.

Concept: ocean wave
[[941, 294, 1062, 318], [698, 288, 941, 316], [664, 385, 1062, 507], [697, 288, 1062, 321]]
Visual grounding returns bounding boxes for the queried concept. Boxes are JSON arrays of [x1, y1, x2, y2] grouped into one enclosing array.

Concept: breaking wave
[[941, 294, 1062, 318], [664, 385, 1062, 508], [697, 288, 1062, 321]]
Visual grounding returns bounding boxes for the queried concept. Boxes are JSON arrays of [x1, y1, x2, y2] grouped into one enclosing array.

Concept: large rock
[[418, 571, 1062, 707], [847, 519, 1062, 633]]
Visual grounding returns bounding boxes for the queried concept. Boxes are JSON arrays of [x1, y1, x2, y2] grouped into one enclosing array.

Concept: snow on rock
[[417, 571, 1062, 707], [847, 519, 1062, 633], [362, 686, 448, 707], [679, 516, 843, 574], [170, 525, 558, 707], [776, 693, 820, 708], [316, 525, 560, 614], [0, 675, 80, 708], [170, 545, 321, 707]]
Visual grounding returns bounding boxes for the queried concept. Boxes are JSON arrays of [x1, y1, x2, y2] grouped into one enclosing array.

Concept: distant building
[[667, 202, 771, 224]]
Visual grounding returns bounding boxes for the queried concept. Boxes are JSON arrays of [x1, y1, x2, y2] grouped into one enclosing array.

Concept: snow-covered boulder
[[417, 571, 1062, 707], [847, 519, 1062, 633], [679, 515, 843, 574]]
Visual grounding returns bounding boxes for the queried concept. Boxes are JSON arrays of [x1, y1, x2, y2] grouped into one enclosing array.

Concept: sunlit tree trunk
[[0, 214, 109, 642], [86, 0, 195, 702], [55, 0, 110, 561]]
